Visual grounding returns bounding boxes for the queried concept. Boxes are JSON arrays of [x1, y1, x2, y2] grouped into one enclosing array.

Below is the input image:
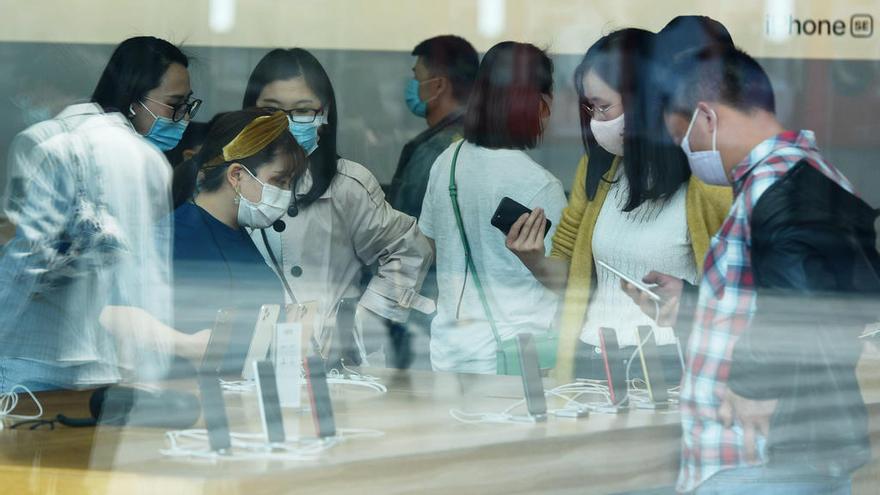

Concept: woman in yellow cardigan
[[507, 28, 732, 383]]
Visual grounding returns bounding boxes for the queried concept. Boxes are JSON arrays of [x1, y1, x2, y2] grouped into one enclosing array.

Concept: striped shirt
[[677, 130, 856, 492]]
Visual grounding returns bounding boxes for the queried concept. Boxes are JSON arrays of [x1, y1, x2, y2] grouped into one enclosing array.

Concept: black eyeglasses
[[143, 96, 203, 122], [261, 106, 325, 124]]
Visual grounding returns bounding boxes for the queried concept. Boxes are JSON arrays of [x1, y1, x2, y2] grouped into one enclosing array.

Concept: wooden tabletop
[[2, 356, 880, 495]]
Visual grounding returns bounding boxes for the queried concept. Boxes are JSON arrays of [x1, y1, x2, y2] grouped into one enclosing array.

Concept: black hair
[[242, 48, 338, 210], [668, 46, 776, 117], [658, 16, 734, 59], [171, 109, 306, 208], [91, 36, 188, 114], [655, 15, 736, 114], [463, 41, 553, 150], [411, 35, 480, 103], [576, 28, 692, 211]]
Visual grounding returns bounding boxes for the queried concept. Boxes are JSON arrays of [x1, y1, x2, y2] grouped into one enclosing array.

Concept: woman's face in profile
[[582, 70, 623, 122]]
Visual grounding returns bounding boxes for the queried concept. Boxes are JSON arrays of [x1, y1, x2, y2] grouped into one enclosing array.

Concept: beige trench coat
[[252, 158, 434, 356]]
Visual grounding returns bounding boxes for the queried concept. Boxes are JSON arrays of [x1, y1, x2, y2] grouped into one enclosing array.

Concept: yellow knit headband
[[203, 111, 289, 169]]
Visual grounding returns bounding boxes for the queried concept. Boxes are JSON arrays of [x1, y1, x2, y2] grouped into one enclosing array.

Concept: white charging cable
[[219, 379, 256, 393], [327, 361, 387, 394], [0, 385, 44, 431], [449, 381, 617, 424], [449, 399, 535, 425], [160, 426, 384, 461]]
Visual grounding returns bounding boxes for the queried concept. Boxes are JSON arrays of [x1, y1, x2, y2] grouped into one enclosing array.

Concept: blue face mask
[[288, 118, 321, 155], [405, 78, 430, 118], [139, 101, 188, 151]]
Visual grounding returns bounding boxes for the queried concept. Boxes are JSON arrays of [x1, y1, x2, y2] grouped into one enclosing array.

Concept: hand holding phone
[[492, 197, 551, 238], [618, 269, 685, 327], [596, 260, 661, 302]]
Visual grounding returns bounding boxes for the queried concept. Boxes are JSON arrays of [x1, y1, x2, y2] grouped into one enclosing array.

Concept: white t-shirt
[[419, 141, 567, 374]]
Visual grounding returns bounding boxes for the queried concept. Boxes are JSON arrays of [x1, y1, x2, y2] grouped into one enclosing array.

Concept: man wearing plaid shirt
[[624, 47, 879, 494]]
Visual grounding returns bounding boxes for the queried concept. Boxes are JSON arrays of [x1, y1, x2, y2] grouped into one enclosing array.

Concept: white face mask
[[681, 108, 729, 186], [236, 167, 292, 229], [590, 113, 625, 156]]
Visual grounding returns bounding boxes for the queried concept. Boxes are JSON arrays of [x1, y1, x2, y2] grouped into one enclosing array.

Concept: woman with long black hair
[[242, 48, 434, 366], [506, 27, 733, 383]]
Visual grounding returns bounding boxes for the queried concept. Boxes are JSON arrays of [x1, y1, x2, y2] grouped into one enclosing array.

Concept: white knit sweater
[[581, 169, 699, 348]]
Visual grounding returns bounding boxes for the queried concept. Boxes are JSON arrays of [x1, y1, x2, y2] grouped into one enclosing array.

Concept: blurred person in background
[[387, 34, 479, 368]]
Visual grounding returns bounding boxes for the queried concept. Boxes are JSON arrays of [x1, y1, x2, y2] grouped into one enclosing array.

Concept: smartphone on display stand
[[636, 325, 669, 409], [197, 371, 231, 453], [516, 333, 548, 421], [254, 360, 286, 444], [242, 304, 281, 380], [200, 309, 237, 375], [598, 327, 629, 409], [304, 355, 336, 438]]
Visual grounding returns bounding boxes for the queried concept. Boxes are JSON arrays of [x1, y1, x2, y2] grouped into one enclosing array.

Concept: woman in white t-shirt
[[419, 42, 567, 374]]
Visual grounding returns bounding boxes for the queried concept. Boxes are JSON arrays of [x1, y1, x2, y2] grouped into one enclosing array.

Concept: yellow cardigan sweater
[[550, 155, 733, 383]]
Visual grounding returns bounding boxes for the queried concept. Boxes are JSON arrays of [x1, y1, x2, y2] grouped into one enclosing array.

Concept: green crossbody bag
[[447, 141, 558, 376]]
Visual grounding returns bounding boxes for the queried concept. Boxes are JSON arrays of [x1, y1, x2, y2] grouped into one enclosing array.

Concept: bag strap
[[448, 140, 503, 347]]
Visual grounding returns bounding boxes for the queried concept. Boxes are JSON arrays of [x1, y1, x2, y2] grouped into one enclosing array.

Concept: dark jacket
[[725, 161, 880, 474], [388, 112, 464, 219]]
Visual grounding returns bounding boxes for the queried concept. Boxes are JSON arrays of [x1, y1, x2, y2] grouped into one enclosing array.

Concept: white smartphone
[[242, 304, 281, 380], [596, 259, 662, 302]]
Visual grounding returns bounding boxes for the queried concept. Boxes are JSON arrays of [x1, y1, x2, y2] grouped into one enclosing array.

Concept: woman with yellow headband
[[170, 109, 307, 373]]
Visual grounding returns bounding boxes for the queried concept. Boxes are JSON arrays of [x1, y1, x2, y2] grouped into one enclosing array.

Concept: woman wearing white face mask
[[506, 26, 733, 383], [170, 109, 307, 373]]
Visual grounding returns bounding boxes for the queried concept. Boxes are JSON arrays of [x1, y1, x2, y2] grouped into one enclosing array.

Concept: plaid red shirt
[[677, 130, 856, 492]]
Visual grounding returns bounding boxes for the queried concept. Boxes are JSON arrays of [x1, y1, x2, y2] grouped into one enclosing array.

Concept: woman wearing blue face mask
[[170, 109, 307, 374], [0, 37, 204, 392], [92, 37, 202, 152], [242, 48, 434, 368]]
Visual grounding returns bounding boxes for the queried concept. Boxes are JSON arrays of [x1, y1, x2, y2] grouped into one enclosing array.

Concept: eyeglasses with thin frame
[[581, 102, 621, 121], [260, 106, 326, 124], [143, 95, 202, 122]]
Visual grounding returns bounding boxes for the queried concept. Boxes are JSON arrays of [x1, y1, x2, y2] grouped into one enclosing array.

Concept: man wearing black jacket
[[386, 36, 478, 368], [624, 46, 880, 493]]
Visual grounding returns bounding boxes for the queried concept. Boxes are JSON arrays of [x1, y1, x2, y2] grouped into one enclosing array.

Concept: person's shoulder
[[333, 158, 384, 205], [172, 203, 202, 230], [511, 150, 563, 187], [335, 158, 381, 190]]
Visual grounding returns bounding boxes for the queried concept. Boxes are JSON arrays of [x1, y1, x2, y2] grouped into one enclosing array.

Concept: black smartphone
[[304, 355, 336, 438], [491, 197, 552, 237], [516, 333, 547, 420], [636, 326, 669, 406], [200, 308, 236, 374], [254, 360, 286, 444], [598, 327, 628, 407], [197, 371, 231, 452]]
